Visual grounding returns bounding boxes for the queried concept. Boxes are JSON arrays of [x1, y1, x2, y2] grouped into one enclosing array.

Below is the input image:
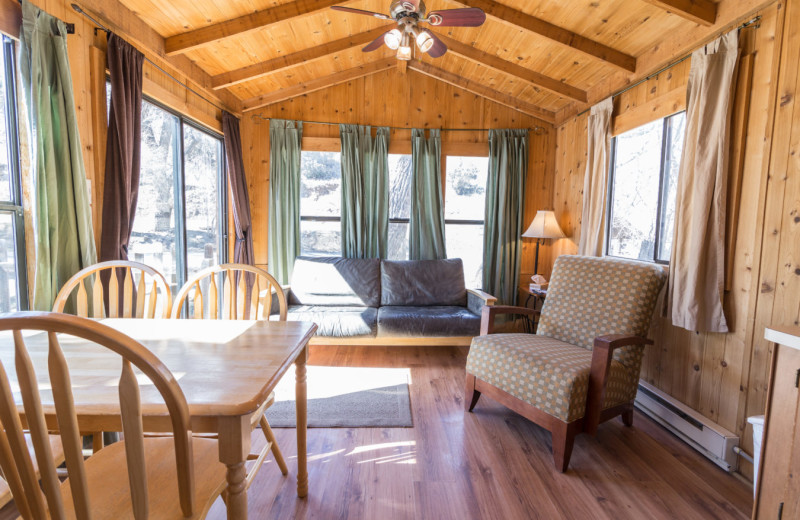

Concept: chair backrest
[[0, 311, 195, 519], [537, 255, 667, 351], [172, 263, 287, 320], [53, 261, 172, 319]]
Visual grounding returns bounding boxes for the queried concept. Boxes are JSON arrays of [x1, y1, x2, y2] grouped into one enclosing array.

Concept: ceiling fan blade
[[426, 8, 486, 27], [363, 30, 390, 52], [424, 29, 448, 58], [331, 6, 391, 20]]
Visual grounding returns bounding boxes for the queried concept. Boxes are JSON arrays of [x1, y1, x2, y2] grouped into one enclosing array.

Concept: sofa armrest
[[480, 305, 540, 335], [269, 285, 291, 317], [584, 334, 653, 435], [467, 289, 497, 315]]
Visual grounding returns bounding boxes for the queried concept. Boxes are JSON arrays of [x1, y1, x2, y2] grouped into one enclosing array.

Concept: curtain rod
[[17, 0, 75, 33], [575, 15, 761, 118], [69, 3, 229, 114], [249, 114, 547, 134]]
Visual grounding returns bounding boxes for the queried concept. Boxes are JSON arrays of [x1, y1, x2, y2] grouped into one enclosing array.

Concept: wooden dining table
[[0, 318, 317, 520]]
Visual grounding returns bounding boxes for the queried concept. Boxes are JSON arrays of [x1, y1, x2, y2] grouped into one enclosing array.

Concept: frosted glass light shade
[[522, 210, 566, 239]]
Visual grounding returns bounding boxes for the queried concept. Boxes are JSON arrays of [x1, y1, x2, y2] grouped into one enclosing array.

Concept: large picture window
[[444, 156, 488, 288], [607, 112, 685, 263], [299, 151, 342, 256], [0, 37, 28, 312], [128, 97, 226, 296], [387, 153, 412, 260]]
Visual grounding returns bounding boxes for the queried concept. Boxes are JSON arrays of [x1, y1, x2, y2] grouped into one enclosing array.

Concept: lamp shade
[[522, 210, 566, 239]]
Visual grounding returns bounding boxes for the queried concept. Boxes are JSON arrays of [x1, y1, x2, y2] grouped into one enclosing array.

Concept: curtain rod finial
[[71, 4, 83, 14]]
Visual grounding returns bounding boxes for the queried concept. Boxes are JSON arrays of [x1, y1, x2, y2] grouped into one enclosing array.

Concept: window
[[387, 154, 412, 260], [127, 96, 226, 298], [299, 151, 341, 256], [0, 37, 28, 312], [607, 112, 685, 263], [445, 156, 488, 288]]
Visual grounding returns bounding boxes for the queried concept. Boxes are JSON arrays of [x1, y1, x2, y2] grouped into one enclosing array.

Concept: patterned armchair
[[465, 255, 667, 472]]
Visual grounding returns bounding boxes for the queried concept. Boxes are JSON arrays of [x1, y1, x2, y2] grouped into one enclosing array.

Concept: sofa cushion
[[381, 259, 466, 307], [286, 305, 377, 338], [289, 256, 381, 307], [466, 334, 635, 422], [377, 306, 480, 337]]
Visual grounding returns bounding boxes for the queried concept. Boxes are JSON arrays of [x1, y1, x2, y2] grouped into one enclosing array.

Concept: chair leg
[[621, 405, 634, 427], [552, 421, 578, 473], [260, 414, 288, 475], [465, 374, 481, 412]]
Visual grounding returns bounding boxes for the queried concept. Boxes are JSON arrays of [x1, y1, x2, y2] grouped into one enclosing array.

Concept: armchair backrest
[[537, 256, 667, 351]]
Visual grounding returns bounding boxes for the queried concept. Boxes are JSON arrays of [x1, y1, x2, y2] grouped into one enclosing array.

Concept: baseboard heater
[[634, 381, 739, 472]]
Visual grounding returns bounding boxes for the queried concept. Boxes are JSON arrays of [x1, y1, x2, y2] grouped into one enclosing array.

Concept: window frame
[[0, 36, 28, 310], [125, 89, 228, 296], [605, 111, 684, 265]]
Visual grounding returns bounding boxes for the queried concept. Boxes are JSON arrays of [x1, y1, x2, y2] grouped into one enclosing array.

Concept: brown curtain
[[578, 97, 613, 256], [223, 111, 254, 266], [667, 31, 739, 333], [99, 34, 144, 263]]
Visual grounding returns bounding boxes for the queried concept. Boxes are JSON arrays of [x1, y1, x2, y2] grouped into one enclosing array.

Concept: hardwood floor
[[205, 345, 753, 520]]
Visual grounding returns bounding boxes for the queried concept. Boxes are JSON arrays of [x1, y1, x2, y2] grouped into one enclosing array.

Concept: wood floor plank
[[188, 345, 753, 519]]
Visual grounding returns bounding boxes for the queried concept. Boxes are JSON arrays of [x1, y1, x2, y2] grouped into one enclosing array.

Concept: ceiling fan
[[331, 0, 486, 60]]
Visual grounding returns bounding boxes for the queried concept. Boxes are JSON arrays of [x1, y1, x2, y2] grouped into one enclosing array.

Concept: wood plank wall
[[549, 0, 798, 480], [241, 69, 556, 302]]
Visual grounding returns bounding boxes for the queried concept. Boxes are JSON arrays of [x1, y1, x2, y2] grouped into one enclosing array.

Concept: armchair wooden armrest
[[584, 334, 653, 435], [467, 289, 497, 316], [467, 289, 497, 304], [480, 305, 540, 335]]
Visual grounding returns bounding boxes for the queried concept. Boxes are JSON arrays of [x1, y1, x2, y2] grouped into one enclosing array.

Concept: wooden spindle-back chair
[[0, 312, 226, 519], [171, 263, 286, 321], [172, 263, 289, 487], [53, 261, 172, 319]]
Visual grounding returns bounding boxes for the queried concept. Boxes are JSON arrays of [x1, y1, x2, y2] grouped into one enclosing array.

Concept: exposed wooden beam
[[76, 0, 241, 116], [166, 0, 346, 56], [640, 0, 717, 26], [435, 34, 587, 102], [407, 60, 555, 123], [453, 0, 636, 72], [242, 58, 397, 112], [212, 27, 389, 90]]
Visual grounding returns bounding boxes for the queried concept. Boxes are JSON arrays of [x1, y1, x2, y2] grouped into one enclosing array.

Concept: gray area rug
[[265, 383, 413, 428]]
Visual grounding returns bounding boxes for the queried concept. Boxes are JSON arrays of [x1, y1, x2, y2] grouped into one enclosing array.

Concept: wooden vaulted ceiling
[[116, 0, 741, 123]]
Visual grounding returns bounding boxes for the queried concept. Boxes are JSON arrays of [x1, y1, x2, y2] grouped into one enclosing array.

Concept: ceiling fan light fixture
[[416, 30, 434, 53], [384, 28, 403, 50]]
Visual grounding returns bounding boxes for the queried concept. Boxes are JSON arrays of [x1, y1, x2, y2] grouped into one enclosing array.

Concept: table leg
[[219, 415, 251, 519], [295, 344, 309, 498]]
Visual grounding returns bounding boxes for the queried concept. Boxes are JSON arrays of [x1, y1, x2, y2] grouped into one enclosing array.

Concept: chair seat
[[466, 333, 634, 422], [60, 437, 226, 519]]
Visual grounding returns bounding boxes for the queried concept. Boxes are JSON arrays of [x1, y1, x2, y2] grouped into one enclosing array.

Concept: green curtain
[[483, 129, 528, 305], [409, 129, 446, 260], [20, 0, 97, 311], [268, 119, 303, 284], [339, 125, 389, 258]]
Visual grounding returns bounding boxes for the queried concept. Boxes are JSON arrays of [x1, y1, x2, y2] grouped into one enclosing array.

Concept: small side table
[[521, 286, 547, 333]]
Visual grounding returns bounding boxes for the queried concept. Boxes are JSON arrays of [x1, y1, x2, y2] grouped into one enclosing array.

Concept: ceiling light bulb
[[396, 45, 412, 60], [396, 32, 412, 60], [384, 29, 402, 50], [416, 30, 434, 53]]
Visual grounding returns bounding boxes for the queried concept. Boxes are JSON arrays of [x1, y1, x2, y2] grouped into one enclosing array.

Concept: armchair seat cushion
[[377, 306, 481, 337], [466, 334, 636, 422], [286, 305, 377, 338]]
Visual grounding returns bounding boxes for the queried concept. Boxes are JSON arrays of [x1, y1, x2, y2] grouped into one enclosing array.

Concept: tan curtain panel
[[577, 97, 613, 256], [667, 31, 739, 333]]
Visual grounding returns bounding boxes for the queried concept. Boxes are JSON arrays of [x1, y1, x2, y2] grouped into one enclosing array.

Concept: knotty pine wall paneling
[[242, 68, 556, 303], [549, 1, 791, 481]]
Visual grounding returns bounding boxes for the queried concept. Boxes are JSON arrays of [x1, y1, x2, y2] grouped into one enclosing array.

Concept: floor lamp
[[522, 210, 566, 279]]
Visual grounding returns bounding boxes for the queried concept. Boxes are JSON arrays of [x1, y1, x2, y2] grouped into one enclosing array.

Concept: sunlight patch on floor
[[272, 366, 412, 402]]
